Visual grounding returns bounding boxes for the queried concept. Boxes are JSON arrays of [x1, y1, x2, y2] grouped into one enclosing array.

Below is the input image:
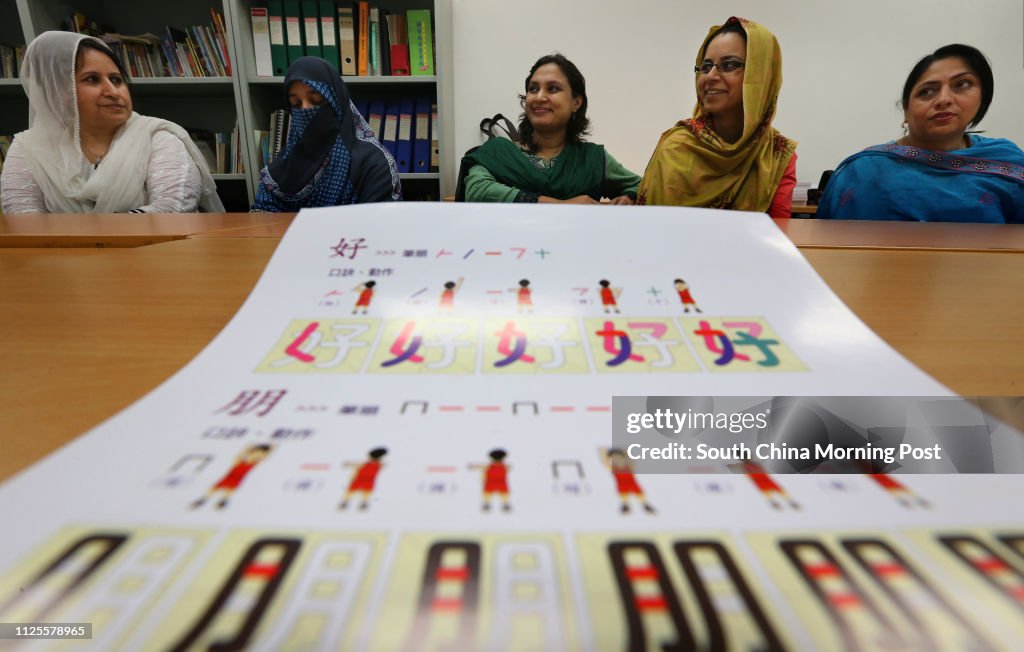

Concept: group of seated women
[[2, 20, 1022, 223]]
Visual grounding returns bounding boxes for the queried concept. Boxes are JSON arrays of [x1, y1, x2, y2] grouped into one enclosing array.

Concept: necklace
[[524, 144, 564, 162], [81, 143, 109, 168]]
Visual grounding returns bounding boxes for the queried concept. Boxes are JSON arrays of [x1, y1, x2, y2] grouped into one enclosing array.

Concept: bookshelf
[[227, 0, 450, 202], [1, 2, 28, 138], [7, 0, 453, 208]]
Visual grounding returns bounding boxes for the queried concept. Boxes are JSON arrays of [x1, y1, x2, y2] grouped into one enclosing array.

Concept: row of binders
[[63, 9, 232, 78], [0, 45, 25, 78], [251, 1, 434, 78], [255, 97, 439, 174]]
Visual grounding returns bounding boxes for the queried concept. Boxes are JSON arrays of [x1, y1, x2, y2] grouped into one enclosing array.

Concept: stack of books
[[190, 126, 244, 175], [64, 8, 232, 78], [253, 109, 292, 171], [0, 45, 25, 78]]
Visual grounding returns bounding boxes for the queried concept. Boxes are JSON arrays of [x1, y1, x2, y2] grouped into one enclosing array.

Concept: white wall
[[450, 0, 1024, 189]]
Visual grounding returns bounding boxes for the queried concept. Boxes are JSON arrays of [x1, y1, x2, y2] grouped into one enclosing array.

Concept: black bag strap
[[479, 113, 519, 142], [458, 114, 519, 202]]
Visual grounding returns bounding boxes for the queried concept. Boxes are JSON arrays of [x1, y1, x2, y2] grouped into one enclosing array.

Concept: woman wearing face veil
[[637, 17, 797, 217], [1, 31, 223, 213], [252, 57, 402, 211]]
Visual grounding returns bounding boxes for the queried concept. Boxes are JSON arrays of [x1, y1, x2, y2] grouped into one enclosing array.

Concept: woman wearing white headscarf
[[0, 31, 223, 213]]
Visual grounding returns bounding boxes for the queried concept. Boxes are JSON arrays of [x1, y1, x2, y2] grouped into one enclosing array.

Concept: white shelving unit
[[7, 0, 454, 208]]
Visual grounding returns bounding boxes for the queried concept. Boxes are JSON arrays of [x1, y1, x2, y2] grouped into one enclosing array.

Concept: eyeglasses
[[694, 60, 746, 75]]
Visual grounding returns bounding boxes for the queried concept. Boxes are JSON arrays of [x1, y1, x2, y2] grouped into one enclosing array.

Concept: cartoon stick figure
[[868, 473, 931, 509], [439, 277, 465, 311], [734, 460, 800, 511], [352, 280, 376, 315], [339, 447, 388, 511], [190, 444, 272, 510], [673, 278, 702, 313], [510, 279, 533, 313], [603, 449, 656, 514], [598, 279, 622, 314], [470, 449, 511, 512]]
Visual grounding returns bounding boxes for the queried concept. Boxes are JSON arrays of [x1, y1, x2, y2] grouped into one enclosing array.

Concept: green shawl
[[464, 138, 606, 200]]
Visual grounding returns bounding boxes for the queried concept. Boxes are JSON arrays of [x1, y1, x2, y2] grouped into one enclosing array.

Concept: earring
[[901, 121, 908, 136]]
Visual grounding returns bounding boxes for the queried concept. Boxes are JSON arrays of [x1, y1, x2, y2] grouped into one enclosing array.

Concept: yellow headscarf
[[637, 17, 796, 211]]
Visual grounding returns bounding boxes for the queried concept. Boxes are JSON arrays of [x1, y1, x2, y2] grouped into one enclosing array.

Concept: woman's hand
[[607, 195, 634, 206]]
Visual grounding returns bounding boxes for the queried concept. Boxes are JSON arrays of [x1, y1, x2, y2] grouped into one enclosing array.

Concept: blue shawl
[[818, 135, 1024, 223]]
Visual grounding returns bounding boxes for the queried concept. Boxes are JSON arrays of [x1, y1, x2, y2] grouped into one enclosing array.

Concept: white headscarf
[[16, 31, 224, 213]]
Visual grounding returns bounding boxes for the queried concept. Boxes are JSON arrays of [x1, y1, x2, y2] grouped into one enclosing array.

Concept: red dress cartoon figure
[[352, 280, 376, 315], [598, 279, 622, 314], [604, 449, 656, 514], [340, 447, 388, 511], [190, 444, 272, 510], [735, 460, 800, 510], [510, 279, 533, 313], [867, 473, 930, 509], [438, 277, 465, 312], [471, 449, 511, 512], [673, 278, 702, 313]]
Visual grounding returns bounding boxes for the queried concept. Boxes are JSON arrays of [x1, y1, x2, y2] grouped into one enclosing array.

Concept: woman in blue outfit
[[252, 57, 401, 211], [818, 44, 1024, 223]]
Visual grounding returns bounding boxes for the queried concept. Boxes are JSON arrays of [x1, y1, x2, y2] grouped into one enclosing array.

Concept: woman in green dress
[[461, 53, 640, 204]]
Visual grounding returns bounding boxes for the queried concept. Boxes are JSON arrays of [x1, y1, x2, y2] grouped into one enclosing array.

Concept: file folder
[[250, 7, 273, 77], [283, 0, 304, 65], [430, 102, 439, 171], [396, 98, 414, 172], [267, 0, 288, 76], [319, 1, 338, 69], [413, 97, 431, 173], [366, 100, 386, 140], [381, 100, 400, 160], [337, 6, 356, 76], [301, 0, 321, 58], [354, 99, 370, 124]]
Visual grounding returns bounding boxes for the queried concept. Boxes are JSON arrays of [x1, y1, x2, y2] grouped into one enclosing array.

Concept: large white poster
[[1, 204, 1019, 650]]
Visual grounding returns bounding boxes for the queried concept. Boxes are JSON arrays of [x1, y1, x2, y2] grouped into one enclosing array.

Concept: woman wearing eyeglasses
[[637, 18, 797, 218], [817, 44, 1023, 223]]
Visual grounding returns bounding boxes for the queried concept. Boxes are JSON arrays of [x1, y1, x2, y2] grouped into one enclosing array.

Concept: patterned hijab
[[258, 57, 358, 206], [637, 17, 796, 211], [256, 56, 400, 209]]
